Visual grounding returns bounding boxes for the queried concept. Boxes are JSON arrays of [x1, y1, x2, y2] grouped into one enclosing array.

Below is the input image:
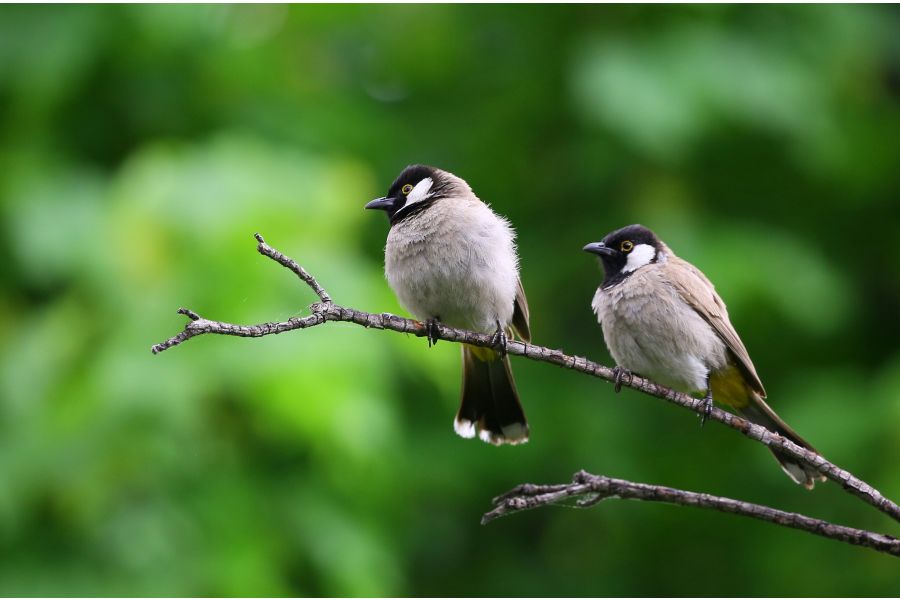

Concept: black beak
[[583, 242, 616, 257], [365, 196, 395, 211]]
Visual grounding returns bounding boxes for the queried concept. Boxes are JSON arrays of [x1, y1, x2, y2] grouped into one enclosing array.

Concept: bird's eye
[[620, 240, 634, 252], [401, 184, 414, 195]]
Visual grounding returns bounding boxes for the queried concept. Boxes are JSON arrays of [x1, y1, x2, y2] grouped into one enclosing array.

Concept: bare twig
[[151, 234, 900, 550], [482, 471, 900, 557], [254, 233, 332, 304]]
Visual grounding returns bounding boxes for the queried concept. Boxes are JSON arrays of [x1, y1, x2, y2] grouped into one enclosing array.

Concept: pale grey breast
[[592, 264, 728, 393], [385, 197, 518, 334]]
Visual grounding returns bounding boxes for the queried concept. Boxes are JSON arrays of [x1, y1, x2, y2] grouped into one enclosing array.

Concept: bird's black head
[[583, 224, 664, 287], [365, 164, 458, 225]]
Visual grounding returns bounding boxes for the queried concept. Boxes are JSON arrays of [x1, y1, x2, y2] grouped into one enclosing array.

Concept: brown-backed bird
[[584, 224, 824, 488]]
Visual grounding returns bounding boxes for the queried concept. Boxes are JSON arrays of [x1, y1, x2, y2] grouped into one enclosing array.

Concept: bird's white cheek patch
[[406, 177, 433, 205], [622, 244, 656, 272]]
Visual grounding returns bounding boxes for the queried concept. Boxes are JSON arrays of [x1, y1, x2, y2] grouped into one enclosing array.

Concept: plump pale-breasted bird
[[366, 165, 531, 445], [584, 224, 824, 488]]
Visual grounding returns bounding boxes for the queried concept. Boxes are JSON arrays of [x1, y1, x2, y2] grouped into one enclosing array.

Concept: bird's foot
[[490, 320, 508, 357], [425, 318, 441, 347], [698, 390, 713, 427], [612, 366, 632, 393]]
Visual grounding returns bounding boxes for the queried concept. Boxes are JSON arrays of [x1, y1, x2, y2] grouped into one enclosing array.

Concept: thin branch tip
[[177, 307, 201, 321], [252, 232, 333, 304]]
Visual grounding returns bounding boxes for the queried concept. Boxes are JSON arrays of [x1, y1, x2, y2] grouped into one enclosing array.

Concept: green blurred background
[[1, 4, 899, 596]]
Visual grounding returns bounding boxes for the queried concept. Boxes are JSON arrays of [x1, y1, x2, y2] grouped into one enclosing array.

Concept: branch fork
[[152, 233, 900, 558]]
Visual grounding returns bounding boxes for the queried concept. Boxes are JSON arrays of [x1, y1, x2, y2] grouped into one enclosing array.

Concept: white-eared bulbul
[[367, 165, 530, 445], [585, 224, 824, 488]]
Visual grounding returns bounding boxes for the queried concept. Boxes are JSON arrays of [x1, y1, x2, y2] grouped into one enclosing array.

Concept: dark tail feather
[[739, 395, 825, 489], [456, 346, 529, 445]]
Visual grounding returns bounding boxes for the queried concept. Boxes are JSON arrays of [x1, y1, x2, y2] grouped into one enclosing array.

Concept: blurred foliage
[[1, 4, 899, 596]]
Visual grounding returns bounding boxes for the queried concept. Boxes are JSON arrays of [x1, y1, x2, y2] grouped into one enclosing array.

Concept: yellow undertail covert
[[708, 363, 753, 409]]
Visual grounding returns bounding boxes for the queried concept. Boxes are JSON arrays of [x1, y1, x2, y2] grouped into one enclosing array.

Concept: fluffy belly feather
[[385, 213, 517, 334], [593, 271, 728, 394]]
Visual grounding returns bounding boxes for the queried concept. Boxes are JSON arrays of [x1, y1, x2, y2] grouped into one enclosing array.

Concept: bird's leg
[[490, 320, 508, 357], [425, 317, 441, 348], [612, 366, 632, 393], [699, 376, 713, 427]]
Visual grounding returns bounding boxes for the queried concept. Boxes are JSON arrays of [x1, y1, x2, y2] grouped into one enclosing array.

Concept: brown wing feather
[[665, 254, 766, 397], [510, 277, 531, 342]]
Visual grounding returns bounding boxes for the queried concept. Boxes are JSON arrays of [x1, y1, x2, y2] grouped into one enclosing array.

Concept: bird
[[583, 224, 825, 488], [365, 164, 531, 445]]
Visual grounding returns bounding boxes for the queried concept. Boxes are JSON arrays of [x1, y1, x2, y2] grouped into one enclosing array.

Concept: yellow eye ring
[[401, 184, 414, 195], [620, 240, 634, 252]]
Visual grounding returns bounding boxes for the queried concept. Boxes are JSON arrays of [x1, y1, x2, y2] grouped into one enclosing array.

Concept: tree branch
[[254, 232, 331, 304], [483, 471, 900, 557], [151, 234, 900, 556]]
